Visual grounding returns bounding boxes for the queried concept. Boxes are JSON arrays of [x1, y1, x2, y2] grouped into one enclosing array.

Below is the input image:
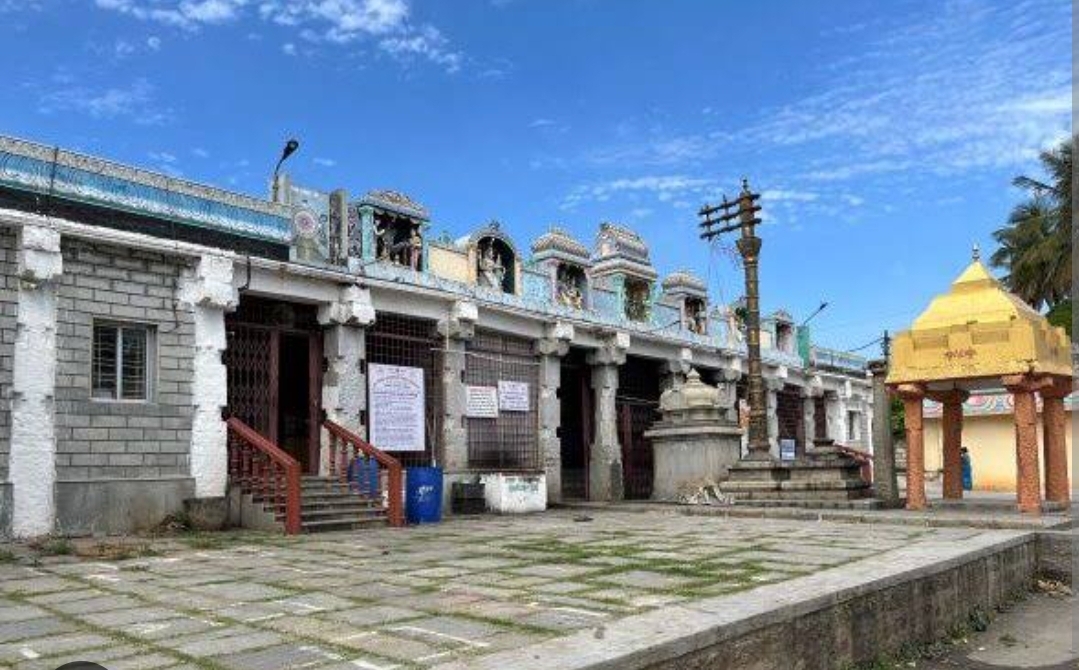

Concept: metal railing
[[322, 419, 405, 528], [226, 417, 302, 534]]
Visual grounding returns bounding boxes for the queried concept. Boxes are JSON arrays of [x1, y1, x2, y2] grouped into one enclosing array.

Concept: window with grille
[[92, 323, 154, 401]]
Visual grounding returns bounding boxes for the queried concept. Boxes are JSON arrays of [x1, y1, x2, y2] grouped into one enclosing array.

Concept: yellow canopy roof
[[887, 252, 1072, 387]]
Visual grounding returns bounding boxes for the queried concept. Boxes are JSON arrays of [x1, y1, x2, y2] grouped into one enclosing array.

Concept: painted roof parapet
[[661, 269, 707, 297], [0, 134, 291, 243], [591, 221, 657, 280], [357, 189, 429, 220], [531, 226, 592, 265]]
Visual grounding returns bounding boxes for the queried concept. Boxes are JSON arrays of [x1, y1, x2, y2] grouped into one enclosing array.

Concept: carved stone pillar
[[10, 224, 62, 537], [929, 389, 968, 500], [318, 285, 376, 440], [1003, 375, 1042, 514], [660, 348, 693, 393], [437, 301, 477, 473], [178, 254, 238, 500], [587, 332, 628, 502], [764, 376, 783, 457], [894, 383, 926, 511], [868, 360, 898, 503], [535, 322, 573, 504], [1040, 378, 1071, 505]]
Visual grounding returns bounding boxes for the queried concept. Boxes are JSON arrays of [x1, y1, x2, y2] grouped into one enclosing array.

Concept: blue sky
[[0, 0, 1071, 352]]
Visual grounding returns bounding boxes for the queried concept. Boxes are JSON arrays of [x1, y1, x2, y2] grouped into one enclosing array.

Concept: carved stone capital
[[892, 382, 926, 400], [318, 285, 376, 327], [588, 331, 629, 367], [17, 224, 62, 286], [1002, 374, 1053, 394], [437, 300, 478, 341], [867, 359, 888, 378], [180, 254, 237, 311], [1039, 376, 1074, 400]]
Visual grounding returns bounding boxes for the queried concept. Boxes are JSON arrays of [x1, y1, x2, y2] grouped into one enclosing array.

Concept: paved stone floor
[[0, 510, 1010, 670]]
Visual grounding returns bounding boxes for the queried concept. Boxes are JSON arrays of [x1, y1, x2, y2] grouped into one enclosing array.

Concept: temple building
[[0, 135, 871, 537]]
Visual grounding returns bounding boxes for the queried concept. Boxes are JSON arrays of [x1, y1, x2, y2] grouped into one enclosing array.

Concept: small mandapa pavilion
[[887, 249, 1072, 513]]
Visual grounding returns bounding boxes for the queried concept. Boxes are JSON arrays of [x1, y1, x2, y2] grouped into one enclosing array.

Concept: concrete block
[[55, 477, 195, 535]]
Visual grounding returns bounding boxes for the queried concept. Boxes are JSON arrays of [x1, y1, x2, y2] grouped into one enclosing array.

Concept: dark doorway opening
[[618, 356, 662, 500], [559, 348, 593, 500], [777, 384, 806, 458], [225, 296, 323, 474]]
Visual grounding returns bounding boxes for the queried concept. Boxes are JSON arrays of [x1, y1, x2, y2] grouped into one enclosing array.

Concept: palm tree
[[991, 137, 1073, 312]]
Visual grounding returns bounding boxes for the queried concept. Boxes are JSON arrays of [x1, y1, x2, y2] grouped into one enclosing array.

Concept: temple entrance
[[559, 348, 593, 500], [224, 296, 323, 473], [777, 384, 806, 458], [618, 356, 662, 500]]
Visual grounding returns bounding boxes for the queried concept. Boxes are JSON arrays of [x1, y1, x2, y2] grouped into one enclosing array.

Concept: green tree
[[990, 137, 1073, 311]]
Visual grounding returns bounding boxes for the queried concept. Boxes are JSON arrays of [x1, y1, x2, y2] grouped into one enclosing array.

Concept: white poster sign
[[498, 381, 530, 412], [368, 363, 425, 451], [466, 386, 499, 418]]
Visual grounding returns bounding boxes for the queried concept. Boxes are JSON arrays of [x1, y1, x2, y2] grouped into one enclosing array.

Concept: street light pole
[[700, 178, 771, 460]]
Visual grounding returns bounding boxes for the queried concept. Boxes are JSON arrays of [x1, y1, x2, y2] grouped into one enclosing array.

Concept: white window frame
[[91, 321, 156, 403]]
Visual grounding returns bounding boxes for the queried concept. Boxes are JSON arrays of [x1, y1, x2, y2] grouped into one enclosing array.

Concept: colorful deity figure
[[408, 227, 423, 270], [477, 243, 506, 289], [556, 264, 585, 309]]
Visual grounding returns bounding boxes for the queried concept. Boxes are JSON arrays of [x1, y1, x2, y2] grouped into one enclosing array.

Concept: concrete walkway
[[0, 509, 1033, 670], [917, 591, 1077, 669]]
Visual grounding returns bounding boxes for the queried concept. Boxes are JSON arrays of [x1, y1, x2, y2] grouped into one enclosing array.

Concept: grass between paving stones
[[4, 590, 222, 670], [47, 562, 419, 670]]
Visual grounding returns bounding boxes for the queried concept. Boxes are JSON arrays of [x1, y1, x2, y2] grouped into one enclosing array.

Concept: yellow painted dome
[[887, 251, 1071, 386]]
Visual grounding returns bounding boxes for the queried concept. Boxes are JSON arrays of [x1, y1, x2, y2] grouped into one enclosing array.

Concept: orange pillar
[[1004, 375, 1042, 514], [936, 390, 968, 500], [1041, 379, 1070, 505], [896, 384, 926, 511]]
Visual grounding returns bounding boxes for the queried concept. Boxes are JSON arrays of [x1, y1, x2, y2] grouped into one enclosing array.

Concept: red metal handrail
[[226, 417, 302, 534], [322, 419, 404, 528]]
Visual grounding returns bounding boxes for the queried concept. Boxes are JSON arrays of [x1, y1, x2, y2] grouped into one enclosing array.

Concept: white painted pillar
[[179, 254, 237, 500], [318, 285, 376, 436], [10, 224, 62, 537]]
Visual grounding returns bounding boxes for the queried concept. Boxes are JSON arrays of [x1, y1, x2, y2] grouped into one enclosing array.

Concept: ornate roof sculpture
[[358, 189, 429, 221], [661, 269, 707, 297], [467, 220, 519, 255], [887, 251, 1072, 386], [531, 226, 592, 266], [591, 222, 657, 280]]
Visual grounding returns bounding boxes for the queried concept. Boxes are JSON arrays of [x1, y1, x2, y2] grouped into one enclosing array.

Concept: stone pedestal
[[645, 369, 742, 501]]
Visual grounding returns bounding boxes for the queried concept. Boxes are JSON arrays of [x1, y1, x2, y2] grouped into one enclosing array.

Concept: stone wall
[[0, 229, 16, 480], [53, 239, 195, 481]]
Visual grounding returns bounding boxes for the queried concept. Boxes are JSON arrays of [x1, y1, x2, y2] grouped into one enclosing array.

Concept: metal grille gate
[[464, 329, 540, 470], [617, 357, 661, 500], [366, 313, 441, 468]]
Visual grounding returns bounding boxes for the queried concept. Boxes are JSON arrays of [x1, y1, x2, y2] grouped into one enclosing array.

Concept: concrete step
[[298, 506, 387, 521], [301, 516, 388, 533]]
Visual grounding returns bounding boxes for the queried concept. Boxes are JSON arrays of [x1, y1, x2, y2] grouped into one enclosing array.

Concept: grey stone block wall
[[54, 239, 195, 481], [0, 230, 16, 481]]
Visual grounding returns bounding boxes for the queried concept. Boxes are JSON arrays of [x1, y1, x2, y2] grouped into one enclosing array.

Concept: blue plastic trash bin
[[406, 467, 443, 524]]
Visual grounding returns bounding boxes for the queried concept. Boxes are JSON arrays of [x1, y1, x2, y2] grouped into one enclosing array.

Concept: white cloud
[[148, 150, 177, 163], [282, 42, 296, 56], [94, 0, 460, 71], [562, 175, 716, 210], [529, 118, 555, 128], [146, 35, 162, 50], [379, 24, 461, 73], [191, 147, 210, 158], [113, 39, 135, 58], [38, 78, 172, 125], [312, 157, 336, 167]]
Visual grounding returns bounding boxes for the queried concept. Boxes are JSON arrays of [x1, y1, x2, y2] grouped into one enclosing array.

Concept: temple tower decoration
[[591, 222, 657, 323], [352, 190, 429, 271], [660, 270, 709, 334], [466, 221, 518, 294], [531, 227, 591, 310]]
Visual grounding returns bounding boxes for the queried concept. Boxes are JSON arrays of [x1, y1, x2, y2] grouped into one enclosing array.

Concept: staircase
[[226, 416, 404, 535], [297, 476, 388, 532]]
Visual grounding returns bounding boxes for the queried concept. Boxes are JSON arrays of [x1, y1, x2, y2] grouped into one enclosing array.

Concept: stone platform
[[0, 509, 1050, 670], [721, 456, 872, 502]]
